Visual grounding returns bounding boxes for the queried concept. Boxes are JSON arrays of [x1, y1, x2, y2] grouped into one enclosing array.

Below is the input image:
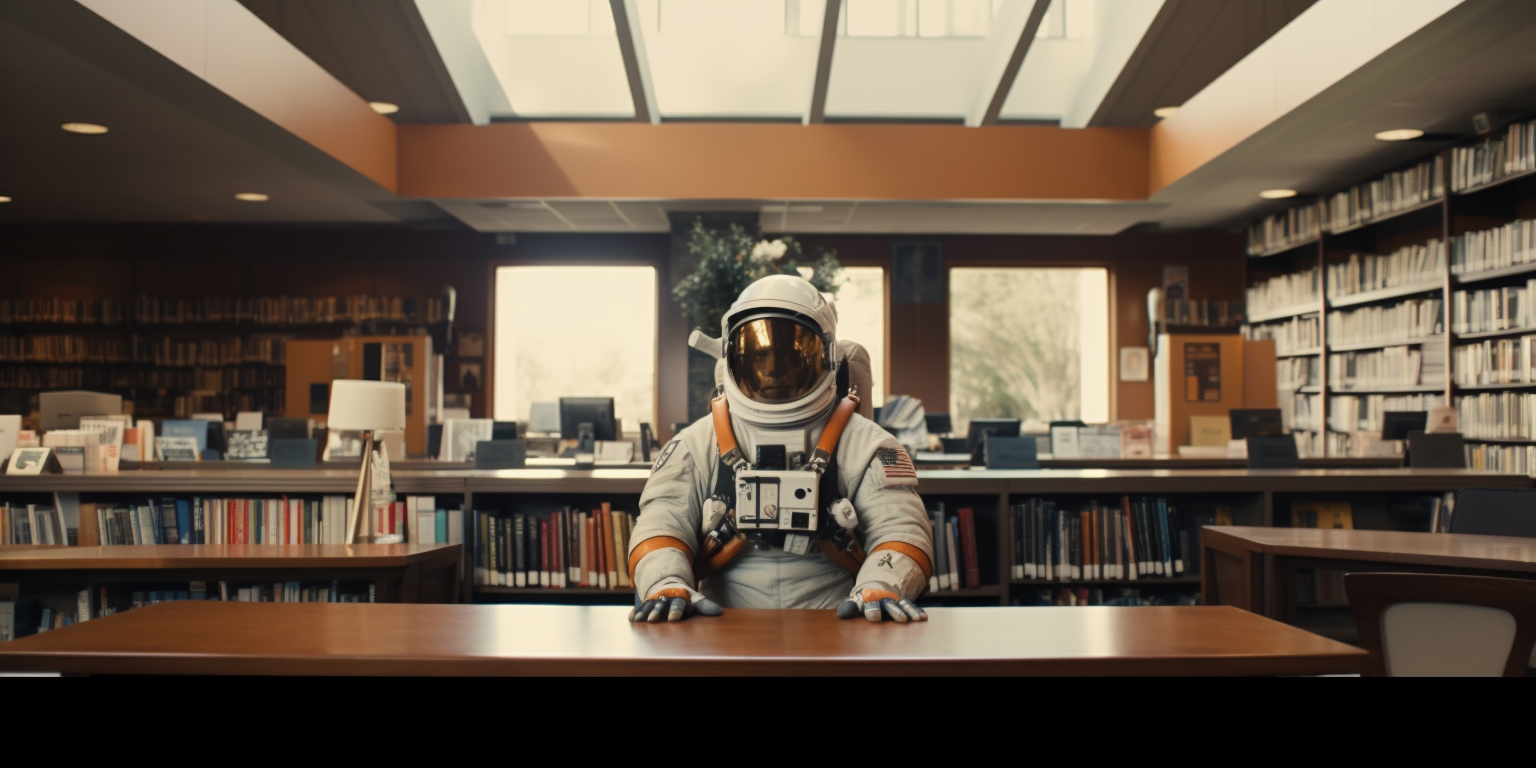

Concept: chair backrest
[[1449, 487, 1536, 538], [1344, 572, 1536, 676]]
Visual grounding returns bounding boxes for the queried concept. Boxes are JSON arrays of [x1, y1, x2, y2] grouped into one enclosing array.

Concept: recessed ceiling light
[[234, 193, 269, 202], [0, 196, 11, 203], [61, 122, 108, 135], [1259, 189, 1299, 199], [369, 102, 400, 115], [1153, 106, 1180, 119], [1375, 128, 1425, 142]]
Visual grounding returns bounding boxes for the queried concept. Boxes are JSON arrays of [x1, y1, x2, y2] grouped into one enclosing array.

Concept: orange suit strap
[[869, 541, 932, 581], [693, 535, 747, 581], [819, 538, 863, 576], [711, 393, 748, 471], [808, 393, 860, 474], [628, 536, 694, 583]]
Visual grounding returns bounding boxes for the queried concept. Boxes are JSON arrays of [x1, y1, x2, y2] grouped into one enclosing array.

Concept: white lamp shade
[[327, 380, 406, 431]]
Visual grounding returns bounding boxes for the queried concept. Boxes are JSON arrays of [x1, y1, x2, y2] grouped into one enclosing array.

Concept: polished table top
[[1202, 526, 1536, 572], [0, 543, 461, 570], [0, 602, 1368, 676]]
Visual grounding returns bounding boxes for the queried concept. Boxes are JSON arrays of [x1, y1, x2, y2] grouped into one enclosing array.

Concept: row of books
[[1246, 201, 1323, 256], [1450, 116, 1536, 192], [1161, 298, 1245, 328], [928, 503, 982, 592], [0, 367, 285, 395], [133, 295, 446, 325], [133, 336, 285, 367], [0, 298, 127, 325], [157, 391, 285, 421], [0, 366, 126, 390], [1448, 217, 1536, 276], [1284, 392, 1322, 434], [1008, 496, 1225, 583], [1277, 356, 1319, 390], [1243, 313, 1319, 355], [1327, 344, 1446, 390], [1324, 158, 1443, 233], [0, 335, 131, 364], [1326, 298, 1442, 347], [1464, 442, 1536, 475], [1246, 266, 1320, 316], [1452, 336, 1536, 386], [1324, 241, 1445, 299], [1293, 429, 1323, 458], [78, 497, 353, 546], [1, 503, 69, 546], [1326, 394, 1439, 434], [1455, 392, 1536, 440], [1014, 587, 1199, 607], [1449, 281, 1536, 335], [475, 506, 632, 589]]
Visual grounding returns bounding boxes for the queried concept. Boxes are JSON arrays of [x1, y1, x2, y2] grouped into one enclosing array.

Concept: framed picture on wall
[[1120, 347, 1150, 382], [457, 330, 484, 358]]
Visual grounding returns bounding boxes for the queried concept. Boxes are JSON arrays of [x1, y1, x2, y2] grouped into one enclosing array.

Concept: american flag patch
[[876, 447, 916, 478]]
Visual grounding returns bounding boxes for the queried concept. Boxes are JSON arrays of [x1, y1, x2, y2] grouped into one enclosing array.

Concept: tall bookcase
[[1242, 118, 1536, 466], [0, 295, 447, 423]]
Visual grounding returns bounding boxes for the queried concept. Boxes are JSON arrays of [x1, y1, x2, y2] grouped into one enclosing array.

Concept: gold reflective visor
[[728, 317, 828, 404]]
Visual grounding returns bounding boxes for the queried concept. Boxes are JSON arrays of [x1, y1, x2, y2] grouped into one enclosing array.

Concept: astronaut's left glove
[[837, 582, 927, 623], [629, 578, 723, 623]]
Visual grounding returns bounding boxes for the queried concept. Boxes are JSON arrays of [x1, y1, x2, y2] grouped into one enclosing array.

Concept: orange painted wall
[[398, 123, 1150, 201]]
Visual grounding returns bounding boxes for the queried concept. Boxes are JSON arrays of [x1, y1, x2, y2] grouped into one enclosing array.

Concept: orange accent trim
[[819, 538, 862, 576], [815, 395, 860, 459], [628, 536, 694, 582], [870, 541, 932, 581], [645, 588, 692, 601], [693, 535, 747, 581], [711, 395, 738, 462], [859, 588, 900, 603]]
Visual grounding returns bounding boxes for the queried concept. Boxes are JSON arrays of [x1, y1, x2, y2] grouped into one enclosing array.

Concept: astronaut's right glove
[[837, 582, 927, 623], [629, 577, 723, 623]]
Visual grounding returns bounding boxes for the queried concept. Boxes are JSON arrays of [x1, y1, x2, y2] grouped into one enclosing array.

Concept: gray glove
[[836, 581, 927, 623], [629, 578, 723, 623]]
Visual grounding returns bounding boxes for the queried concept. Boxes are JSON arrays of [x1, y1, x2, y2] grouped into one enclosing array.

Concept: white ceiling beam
[[804, 0, 843, 125], [610, 0, 659, 124], [965, 0, 1052, 128]]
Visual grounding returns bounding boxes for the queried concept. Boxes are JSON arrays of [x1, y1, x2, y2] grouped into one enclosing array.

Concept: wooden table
[[1201, 526, 1536, 625], [0, 602, 1368, 676], [0, 544, 462, 604]]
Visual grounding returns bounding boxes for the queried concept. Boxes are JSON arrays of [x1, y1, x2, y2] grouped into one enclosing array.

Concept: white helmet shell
[[721, 275, 840, 428]]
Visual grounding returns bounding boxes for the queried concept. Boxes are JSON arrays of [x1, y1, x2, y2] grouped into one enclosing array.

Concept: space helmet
[[720, 274, 839, 427]]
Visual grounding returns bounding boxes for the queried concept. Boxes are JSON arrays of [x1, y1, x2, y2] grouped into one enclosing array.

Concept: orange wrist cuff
[[628, 536, 694, 582], [870, 541, 932, 580]]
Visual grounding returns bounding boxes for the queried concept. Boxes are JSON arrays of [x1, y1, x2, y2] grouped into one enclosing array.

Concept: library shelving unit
[[1241, 125, 1536, 465], [0, 294, 447, 421]]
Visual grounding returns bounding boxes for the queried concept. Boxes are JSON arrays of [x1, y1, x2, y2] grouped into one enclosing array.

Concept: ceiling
[[3, 0, 1536, 236]]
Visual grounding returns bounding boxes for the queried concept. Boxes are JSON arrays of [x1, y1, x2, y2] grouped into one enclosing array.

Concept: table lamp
[[327, 380, 406, 544]]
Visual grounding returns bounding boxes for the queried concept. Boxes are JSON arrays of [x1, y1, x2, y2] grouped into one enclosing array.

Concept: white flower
[[752, 239, 788, 262]]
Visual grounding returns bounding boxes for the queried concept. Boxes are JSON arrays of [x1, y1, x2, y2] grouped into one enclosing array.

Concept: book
[[957, 507, 980, 589], [945, 517, 960, 591]]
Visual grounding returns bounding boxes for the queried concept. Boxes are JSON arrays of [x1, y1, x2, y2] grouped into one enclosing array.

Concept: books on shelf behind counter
[[475, 504, 630, 590]]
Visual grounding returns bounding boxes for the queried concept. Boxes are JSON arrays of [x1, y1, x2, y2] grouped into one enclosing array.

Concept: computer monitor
[[1381, 411, 1428, 441], [559, 397, 617, 441], [925, 412, 953, 436], [492, 421, 519, 441], [39, 390, 122, 431], [966, 418, 1021, 454], [1229, 408, 1285, 440]]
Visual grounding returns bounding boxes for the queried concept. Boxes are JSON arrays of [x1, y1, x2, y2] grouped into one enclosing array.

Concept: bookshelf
[[0, 294, 447, 423]]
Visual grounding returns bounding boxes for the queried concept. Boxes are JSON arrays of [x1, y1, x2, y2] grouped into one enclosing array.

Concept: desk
[[1201, 526, 1536, 625], [0, 602, 1367, 676], [0, 544, 462, 604]]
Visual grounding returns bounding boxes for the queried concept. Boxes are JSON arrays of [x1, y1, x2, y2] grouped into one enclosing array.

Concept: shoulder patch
[[874, 446, 916, 480], [652, 439, 681, 471]]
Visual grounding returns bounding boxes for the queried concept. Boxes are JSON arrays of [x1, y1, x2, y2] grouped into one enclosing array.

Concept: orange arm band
[[870, 541, 932, 581], [628, 536, 694, 582]]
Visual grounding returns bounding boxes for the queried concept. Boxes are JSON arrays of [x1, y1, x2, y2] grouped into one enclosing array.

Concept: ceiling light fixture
[[1375, 128, 1425, 142], [369, 102, 400, 115], [0, 196, 11, 203], [1153, 106, 1180, 119], [234, 193, 269, 202], [1259, 189, 1299, 200], [61, 122, 108, 135]]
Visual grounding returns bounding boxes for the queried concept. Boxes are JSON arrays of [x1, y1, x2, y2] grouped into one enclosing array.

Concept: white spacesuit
[[627, 274, 935, 623]]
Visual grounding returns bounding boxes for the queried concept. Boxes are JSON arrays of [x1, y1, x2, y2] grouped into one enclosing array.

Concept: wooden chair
[[1450, 487, 1536, 538], [1344, 572, 1536, 676]]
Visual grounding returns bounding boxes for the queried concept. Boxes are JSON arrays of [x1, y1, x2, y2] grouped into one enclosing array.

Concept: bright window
[[834, 266, 886, 406], [494, 266, 657, 430], [949, 267, 1108, 432]]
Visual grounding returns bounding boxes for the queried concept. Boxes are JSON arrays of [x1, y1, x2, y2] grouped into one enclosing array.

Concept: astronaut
[[627, 274, 934, 623]]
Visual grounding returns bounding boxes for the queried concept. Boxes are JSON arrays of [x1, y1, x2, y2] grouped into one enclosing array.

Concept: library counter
[[0, 602, 1369, 676]]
